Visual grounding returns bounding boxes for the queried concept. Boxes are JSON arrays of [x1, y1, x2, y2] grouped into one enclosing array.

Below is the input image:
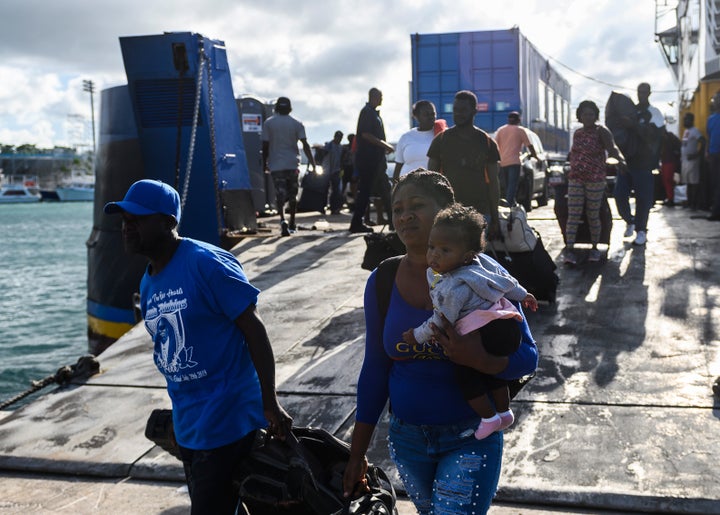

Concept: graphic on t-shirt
[[148, 310, 197, 374]]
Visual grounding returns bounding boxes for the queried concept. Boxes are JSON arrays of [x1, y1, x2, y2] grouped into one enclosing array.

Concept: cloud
[[0, 0, 677, 148]]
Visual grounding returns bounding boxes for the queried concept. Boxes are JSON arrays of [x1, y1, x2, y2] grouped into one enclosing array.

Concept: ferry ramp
[[0, 204, 719, 514]]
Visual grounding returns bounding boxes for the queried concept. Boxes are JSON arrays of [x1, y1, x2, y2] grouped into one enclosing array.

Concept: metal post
[[82, 80, 96, 156]]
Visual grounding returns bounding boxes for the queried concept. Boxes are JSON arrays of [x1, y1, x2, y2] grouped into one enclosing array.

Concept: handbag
[[486, 204, 538, 254], [361, 231, 405, 271], [674, 184, 688, 204]]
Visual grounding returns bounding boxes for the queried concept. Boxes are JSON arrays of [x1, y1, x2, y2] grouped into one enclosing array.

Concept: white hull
[[0, 194, 41, 204], [0, 188, 41, 203], [56, 186, 94, 202]]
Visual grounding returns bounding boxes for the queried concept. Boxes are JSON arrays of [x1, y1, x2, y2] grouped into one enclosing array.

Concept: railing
[[706, 0, 720, 53]]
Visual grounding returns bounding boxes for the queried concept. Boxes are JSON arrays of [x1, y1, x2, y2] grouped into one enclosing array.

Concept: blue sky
[[0, 0, 675, 149]]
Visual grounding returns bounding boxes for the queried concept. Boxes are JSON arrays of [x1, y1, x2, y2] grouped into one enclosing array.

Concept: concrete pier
[[1, 200, 719, 514]]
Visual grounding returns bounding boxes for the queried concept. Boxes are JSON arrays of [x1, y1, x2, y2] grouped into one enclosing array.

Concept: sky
[[0, 0, 678, 150]]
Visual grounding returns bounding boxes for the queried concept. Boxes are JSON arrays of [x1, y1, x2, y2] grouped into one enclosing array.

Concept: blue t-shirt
[[356, 258, 538, 426], [140, 238, 266, 450], [707, 112, 720, 155]]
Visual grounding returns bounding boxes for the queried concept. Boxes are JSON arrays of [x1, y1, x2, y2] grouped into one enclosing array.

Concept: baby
[[403, 204, 537, 439]]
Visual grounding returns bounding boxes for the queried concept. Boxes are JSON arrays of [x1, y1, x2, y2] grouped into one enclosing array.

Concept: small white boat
[[0, 175, 41, 204], [56, 172, 95, 202]]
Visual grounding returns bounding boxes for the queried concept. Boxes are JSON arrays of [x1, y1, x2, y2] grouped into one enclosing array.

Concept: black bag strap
[[374, 256, 402, 326]]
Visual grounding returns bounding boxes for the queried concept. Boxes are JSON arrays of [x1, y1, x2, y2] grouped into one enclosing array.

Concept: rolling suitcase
[[488, 236, 559, 303], [297, 167, 329, 214]]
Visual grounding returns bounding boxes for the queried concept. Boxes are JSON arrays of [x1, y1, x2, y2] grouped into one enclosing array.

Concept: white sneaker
[[633, 230, 647, 246], [623, 223, 635, 238]]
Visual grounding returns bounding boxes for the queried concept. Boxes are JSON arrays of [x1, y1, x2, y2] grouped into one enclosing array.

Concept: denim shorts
[[388, 413, 503, 515]]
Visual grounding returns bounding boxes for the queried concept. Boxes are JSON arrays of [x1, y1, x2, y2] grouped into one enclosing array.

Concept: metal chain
[[204, 43, 224, 237], [178, 37, 205, 225], [0, 355, 99, 410]]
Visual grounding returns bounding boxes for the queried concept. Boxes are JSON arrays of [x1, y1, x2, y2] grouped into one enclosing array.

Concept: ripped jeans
[[388, 413, 503, 515]]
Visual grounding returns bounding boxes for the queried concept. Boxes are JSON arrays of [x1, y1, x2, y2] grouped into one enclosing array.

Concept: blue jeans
[[329, 171, 344, 212], [388, 413, 503, 515], [500, 164, 521, 205], [613, 167, 654, 232]]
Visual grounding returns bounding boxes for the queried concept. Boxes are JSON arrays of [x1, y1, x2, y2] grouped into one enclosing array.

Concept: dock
[[1, 200, 719, 514]]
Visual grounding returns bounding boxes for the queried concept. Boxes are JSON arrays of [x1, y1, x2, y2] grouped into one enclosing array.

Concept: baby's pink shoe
[[474, 415, 502, 440], [498, 410, 515, 431]]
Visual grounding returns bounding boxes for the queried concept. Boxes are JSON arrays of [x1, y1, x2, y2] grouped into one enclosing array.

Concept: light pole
[[82, 80, 96, 156]]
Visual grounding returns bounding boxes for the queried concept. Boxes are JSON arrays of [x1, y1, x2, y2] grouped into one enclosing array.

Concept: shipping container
[[411, 28, 571, 152]]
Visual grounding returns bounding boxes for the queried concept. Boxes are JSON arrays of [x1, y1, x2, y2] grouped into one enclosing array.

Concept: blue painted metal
[[120, 32, 253, 246], [411, 28, 571, 152], [87, 33, 258, 354]]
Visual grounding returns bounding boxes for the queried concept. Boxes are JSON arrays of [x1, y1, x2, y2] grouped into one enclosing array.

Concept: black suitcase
[[488, 236, 559, 303], [553, 184, 613, 245], [297, 169, 329, 214]]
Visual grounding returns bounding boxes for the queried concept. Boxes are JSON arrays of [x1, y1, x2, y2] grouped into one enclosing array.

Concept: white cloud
[[0, 0, 677, 148]]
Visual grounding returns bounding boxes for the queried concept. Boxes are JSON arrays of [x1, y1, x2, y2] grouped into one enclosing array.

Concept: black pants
[[179, 430, 257, 515], [351, 160, 390, 227], [456, 318, 521, 400]]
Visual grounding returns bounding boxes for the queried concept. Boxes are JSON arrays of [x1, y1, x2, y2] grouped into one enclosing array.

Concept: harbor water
[[0, 202, 93, 407]]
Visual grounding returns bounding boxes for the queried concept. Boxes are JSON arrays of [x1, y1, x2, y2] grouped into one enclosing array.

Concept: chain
[[204, 42, 224, 237], [178, 37, 205, 225], [178, 36, 224, 238]]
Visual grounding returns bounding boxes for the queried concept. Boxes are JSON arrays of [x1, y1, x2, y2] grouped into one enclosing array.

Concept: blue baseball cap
[[104, 179, 181, 222]]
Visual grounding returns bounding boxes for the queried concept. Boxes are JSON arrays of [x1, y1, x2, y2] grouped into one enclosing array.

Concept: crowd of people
[[102, 83, 720, 514]]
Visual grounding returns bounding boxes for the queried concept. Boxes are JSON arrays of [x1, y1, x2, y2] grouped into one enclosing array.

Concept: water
[[0, 202, 93, 407]]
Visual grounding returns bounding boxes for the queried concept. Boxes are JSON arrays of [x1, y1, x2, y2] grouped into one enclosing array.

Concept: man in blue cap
[[105, 179, 292, 514]]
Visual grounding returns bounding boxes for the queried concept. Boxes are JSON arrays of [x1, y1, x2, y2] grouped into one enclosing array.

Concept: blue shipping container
[[411, 28, 571, 152]]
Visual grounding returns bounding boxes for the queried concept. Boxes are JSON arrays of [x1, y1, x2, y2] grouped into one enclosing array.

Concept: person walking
[[323, 130, 345, 214], [660, 129, 682, 207], [342, 170, 537, 514], [613, 82, 665, 245], [392, 100, 437, 182], [680, 112, 705, 210], [341, 133, 356, 209], [563, 100, 625, 265], [706, 95, 720, 221], [349, 87, 394, 234], [427, 90, 502, 239], [494, 111, 538, 206], [104, 179, 292, 514], [262, 96, 316, 236]]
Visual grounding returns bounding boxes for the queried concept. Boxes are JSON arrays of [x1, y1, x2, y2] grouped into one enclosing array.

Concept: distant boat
[[40, 189, 60, 201], [56, 172, 95, 202], [0, 175, 41, 204]]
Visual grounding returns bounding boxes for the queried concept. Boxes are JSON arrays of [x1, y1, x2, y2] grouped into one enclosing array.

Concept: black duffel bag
[[234, 426, 398, 514]]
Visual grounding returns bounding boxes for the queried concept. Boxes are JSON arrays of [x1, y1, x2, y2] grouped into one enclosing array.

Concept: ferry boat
[[0, 175, 41, 204]]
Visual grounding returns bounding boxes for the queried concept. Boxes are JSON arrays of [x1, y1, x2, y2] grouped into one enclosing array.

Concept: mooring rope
[[0, 355, 100, 410]]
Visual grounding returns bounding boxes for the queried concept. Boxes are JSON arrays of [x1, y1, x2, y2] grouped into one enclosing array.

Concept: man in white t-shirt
[[493, 111, 537, 206]]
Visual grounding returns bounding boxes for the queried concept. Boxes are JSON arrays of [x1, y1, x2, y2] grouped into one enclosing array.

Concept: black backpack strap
[[374, 256, 402, 326]]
